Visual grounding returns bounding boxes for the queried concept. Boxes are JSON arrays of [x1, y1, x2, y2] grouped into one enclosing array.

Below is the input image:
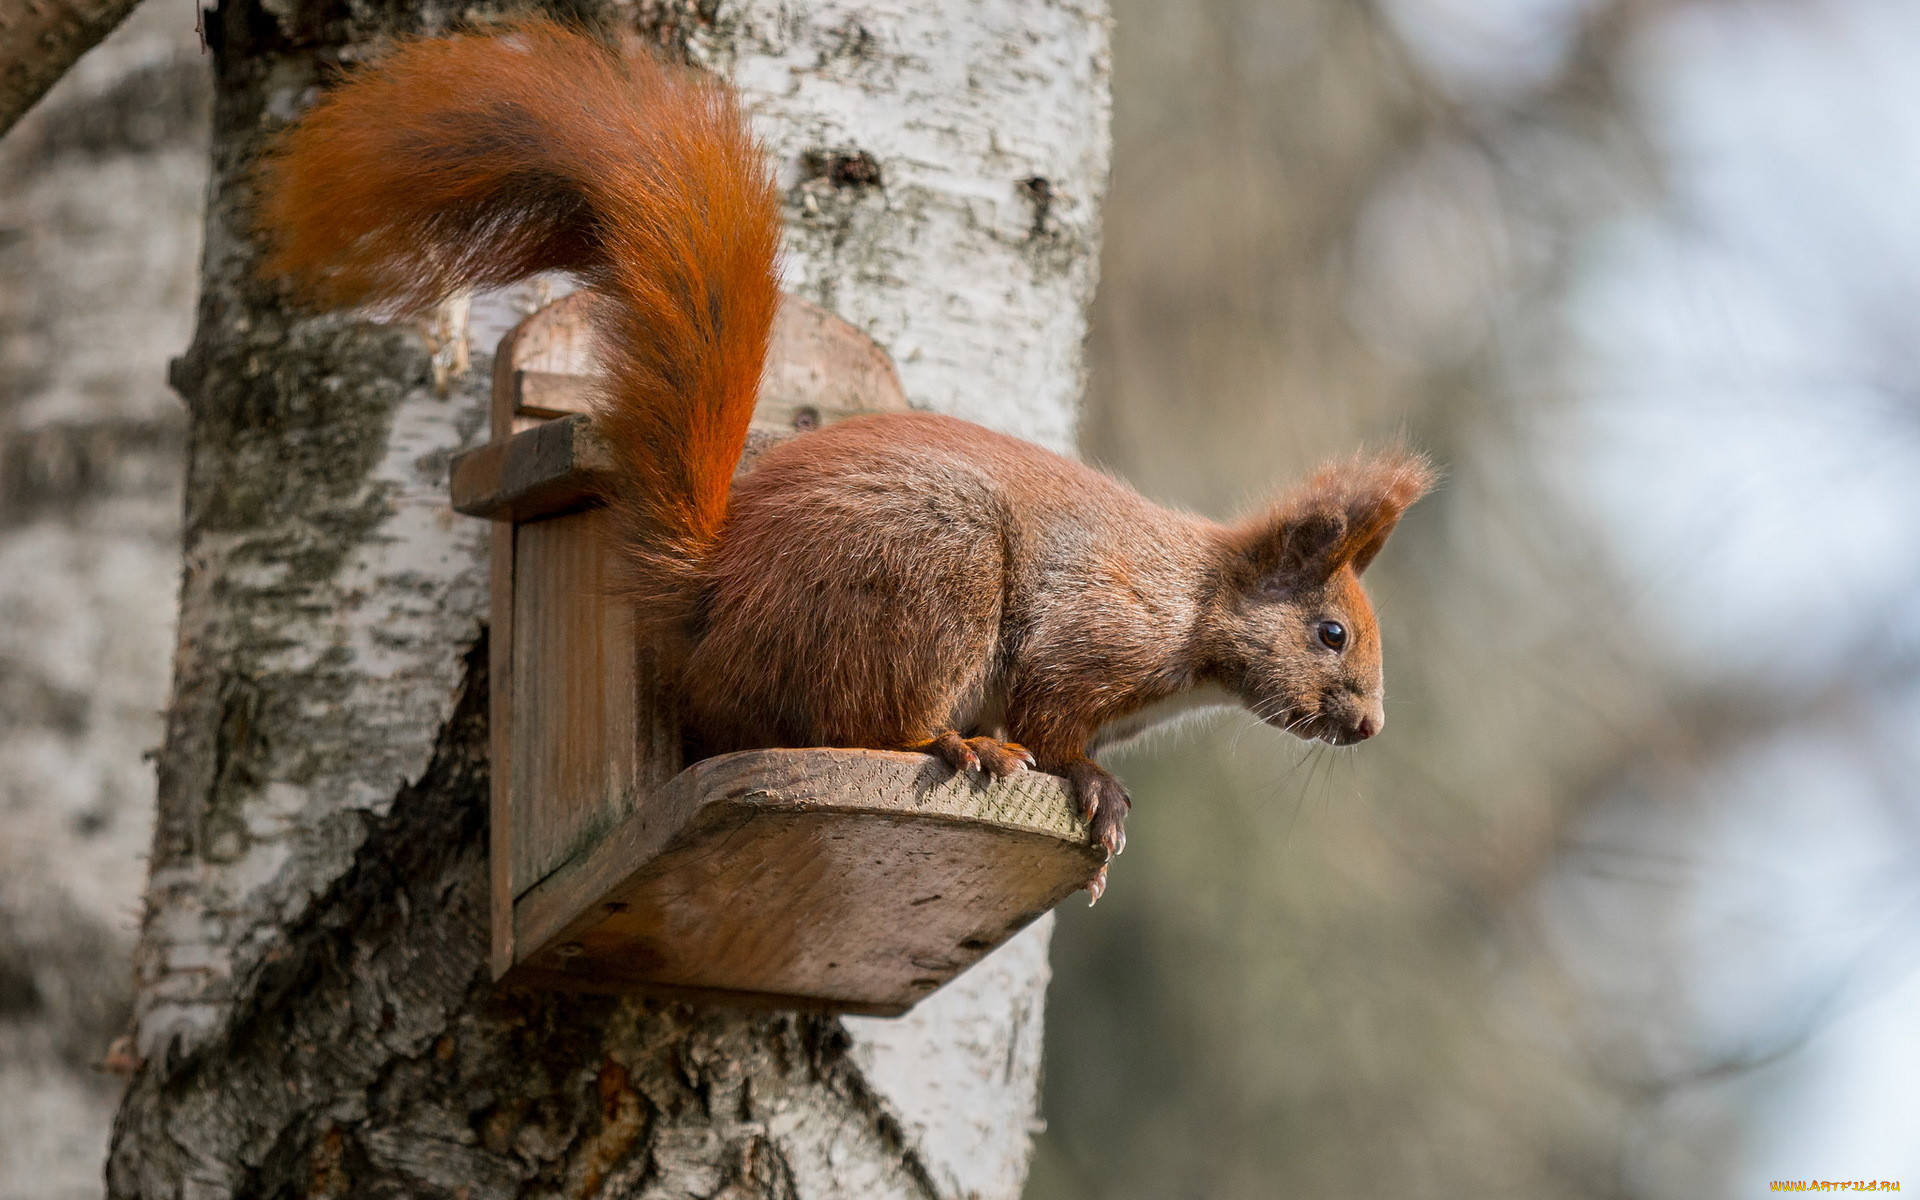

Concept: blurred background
[[1034, 0, 1920, 1195], [4, 0, 1918, 1196]]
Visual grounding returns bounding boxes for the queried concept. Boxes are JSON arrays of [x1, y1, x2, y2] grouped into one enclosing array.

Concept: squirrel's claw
[[1085, 865, 1108, 906], [1093, 810, 1126, 859]]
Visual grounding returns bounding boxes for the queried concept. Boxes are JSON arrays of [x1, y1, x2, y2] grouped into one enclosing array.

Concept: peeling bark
[[111, 1, 1109, 1196]]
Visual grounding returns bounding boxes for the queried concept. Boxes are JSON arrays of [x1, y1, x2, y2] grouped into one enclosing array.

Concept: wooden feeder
[[449, 294, 1103, 1015]]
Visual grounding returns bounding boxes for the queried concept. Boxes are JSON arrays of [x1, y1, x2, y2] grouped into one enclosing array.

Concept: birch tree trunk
[[107, 2, 1109, 1197]]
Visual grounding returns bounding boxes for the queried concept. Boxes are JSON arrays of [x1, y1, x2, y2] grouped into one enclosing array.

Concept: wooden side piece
[[509, 509, 645, 897], [488, 518, 516, 978], [450, 413, 613, 521], [507, 749, 1103, 1012]]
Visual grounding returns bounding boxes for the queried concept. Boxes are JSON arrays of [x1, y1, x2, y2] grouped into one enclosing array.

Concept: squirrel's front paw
[[920, 731, 1036, 779], [1064, 760, 1130, 860]]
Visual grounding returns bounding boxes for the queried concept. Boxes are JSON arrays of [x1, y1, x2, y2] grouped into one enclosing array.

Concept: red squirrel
[[256, 21, 1433, 893]]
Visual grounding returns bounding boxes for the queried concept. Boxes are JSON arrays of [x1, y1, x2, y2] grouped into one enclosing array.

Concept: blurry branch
[[0, 0, 150, 136]]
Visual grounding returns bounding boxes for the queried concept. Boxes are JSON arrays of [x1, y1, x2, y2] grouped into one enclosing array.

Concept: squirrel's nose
[[1350, 697, 1384, 742]]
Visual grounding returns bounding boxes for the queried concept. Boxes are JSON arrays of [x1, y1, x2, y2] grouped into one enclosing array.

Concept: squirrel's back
[[684, 411, 1219, 751], [255, 20, 782, 628]]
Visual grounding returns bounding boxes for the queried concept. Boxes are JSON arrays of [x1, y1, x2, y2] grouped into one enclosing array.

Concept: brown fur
[[255, 26, 1435, 863]]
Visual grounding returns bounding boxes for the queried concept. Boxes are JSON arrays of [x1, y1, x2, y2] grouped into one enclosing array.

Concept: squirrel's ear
[[1239, 504, 1351, 591], [1332, 450, 1436, 575], [1240, 450, 1435, 589]]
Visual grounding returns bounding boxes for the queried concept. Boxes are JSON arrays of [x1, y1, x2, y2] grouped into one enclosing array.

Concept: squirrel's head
[[1206, 451, 1435, 746]]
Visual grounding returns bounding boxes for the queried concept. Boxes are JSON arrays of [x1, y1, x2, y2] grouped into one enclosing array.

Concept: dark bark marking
[[201, 673, 264, 863], [801, 148, 885, 192], [1017, 175, 1053, 239]]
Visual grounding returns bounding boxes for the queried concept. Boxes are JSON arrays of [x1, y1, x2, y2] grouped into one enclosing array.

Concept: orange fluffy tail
[[256, 20, 782, 626]]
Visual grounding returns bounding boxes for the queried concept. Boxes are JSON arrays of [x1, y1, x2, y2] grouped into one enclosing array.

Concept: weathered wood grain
[[509, 749, 1103, 1012], [0, 0, 147, 137], [457, 292, 916, 518], [509, 509, 657, 897], [487, 518, 516, 978], [450, 414, 805, 519], [513, 369, 593, 418], [757, 295, 913, 430]]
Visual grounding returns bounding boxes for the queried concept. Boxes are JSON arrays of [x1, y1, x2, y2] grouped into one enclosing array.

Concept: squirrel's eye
[[1317, 620, 1347, 651]]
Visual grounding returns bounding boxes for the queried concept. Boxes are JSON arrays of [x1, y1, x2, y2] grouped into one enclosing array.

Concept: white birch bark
[[112, 2, 1110, 1196]]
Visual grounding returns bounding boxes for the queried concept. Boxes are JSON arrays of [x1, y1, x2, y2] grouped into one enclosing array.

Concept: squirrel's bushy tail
[[256, 20, 782, 627]]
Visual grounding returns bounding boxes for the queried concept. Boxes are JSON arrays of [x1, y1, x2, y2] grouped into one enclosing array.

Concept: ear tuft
[[1236, 449, 1436, 588], [1317, 448, 1437, 575]]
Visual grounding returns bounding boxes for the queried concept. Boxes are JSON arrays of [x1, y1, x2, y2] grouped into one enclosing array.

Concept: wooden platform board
[[506, 749, 1102, 1014]]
